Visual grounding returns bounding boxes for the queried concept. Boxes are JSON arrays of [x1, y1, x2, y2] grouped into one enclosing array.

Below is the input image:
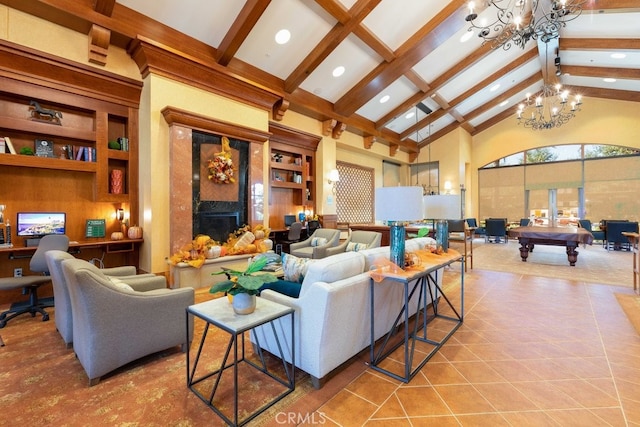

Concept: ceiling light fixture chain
[[465, 0, 584, 50]]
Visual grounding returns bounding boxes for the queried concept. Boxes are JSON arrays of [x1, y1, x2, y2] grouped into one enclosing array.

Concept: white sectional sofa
[[251, 237, 441, 388]]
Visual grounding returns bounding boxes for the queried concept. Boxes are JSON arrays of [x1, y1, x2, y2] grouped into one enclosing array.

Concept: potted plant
[[209, 257, 278, 314]]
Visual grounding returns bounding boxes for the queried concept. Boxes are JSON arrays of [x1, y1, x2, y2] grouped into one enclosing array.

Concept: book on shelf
[[0, 137, 5, 154], [4, 136, 16, 154], [75, 146, 85, 161]]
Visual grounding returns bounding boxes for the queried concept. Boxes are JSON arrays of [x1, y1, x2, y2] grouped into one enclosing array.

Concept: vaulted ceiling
[[9, 0, 639, 158]]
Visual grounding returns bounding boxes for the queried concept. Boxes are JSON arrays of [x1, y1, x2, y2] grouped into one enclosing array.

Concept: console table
[[369, 249, 464, 383], [186, 297, 295, 426]]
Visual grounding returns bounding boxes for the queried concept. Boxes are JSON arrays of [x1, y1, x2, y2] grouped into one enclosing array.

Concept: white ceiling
[[116, 0, 640, 148]]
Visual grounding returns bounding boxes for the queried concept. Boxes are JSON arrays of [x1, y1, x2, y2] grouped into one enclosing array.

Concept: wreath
[[207, 137, 235, 184]]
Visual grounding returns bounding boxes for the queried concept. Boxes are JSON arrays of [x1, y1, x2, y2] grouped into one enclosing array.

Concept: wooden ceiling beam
[[93, 0, 115, 16], [216, 0, 271, 66], [284, 0, 382, 93], [560, 38, 640, 51], [333, 0, 469, 116], [562, 65, 640, 80]]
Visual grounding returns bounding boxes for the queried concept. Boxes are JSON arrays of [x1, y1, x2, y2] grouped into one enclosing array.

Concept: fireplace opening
[[198, 212, 240, 244]]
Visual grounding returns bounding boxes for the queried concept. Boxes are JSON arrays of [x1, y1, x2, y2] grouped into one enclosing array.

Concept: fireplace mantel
[[164, 107, 270, 256]]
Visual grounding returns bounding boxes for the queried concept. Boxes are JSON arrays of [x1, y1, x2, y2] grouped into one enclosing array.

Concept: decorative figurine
[[29, 100, 63, 125]]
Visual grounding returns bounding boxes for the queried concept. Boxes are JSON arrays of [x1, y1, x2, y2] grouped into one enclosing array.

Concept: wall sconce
[[444, 181, 452, 194], [328, 169, 340, 194], [116, 208, 125, 222]]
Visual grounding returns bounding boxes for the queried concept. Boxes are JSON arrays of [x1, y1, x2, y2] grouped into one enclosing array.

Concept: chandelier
[[464, 0, 584, 50], [516, 82, 582, 130]]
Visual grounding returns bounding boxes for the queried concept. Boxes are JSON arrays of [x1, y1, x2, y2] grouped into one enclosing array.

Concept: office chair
[[0, 234, 69, 328], [307, 219, 321, 235], [280, 222, 303, 253]]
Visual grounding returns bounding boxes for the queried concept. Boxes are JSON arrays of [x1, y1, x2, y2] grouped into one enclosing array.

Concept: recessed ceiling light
[[490, 83, 500, 92], [460, 31, 473, 43], [405, 111, 415, 119], [611, 53, 626, 59], [499, 100, 508, 107], [379, 95, 390, 104], [603, 78, 616, 83], [332, 66, 345, 77], [275, 29, 291, 45]]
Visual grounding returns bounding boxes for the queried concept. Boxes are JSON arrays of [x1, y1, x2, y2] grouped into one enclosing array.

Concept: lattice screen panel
[[336, 161, 374, 224]]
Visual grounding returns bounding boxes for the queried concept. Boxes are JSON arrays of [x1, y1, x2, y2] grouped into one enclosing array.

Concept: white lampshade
[[375, 186, 424, 221], [423, 194, 461, 220]]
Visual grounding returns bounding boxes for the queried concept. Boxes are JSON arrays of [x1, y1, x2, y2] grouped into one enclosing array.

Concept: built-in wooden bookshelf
[[268, 122, 319, 230], [0, 40, 142, 249]]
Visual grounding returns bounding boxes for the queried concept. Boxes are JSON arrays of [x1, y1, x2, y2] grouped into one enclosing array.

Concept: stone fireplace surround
[[162, 107, 270, 256]]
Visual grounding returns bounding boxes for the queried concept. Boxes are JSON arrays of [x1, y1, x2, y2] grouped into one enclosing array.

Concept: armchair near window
[[289, 229, 341, 259], [61, 258, 194, 386], [485, 218, 508, 243], [578, 219, 604, 246], [45, 250, 167, 348], [605, 221, 639, 251], [319, 230, 382, 258]]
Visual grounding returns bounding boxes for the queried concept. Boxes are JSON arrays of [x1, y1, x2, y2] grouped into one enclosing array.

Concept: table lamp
[[423, 194, 461, 252], [375, 186, 424, 267]]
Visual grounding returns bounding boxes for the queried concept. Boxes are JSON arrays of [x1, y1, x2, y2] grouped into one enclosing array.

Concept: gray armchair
[[45, 250, 167, 348], [61, 258, 194, 386], [289, 228, 341, 259], [319, 230, 382, 258]]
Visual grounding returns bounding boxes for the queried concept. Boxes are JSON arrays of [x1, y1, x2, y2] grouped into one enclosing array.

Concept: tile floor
[[284, 268, 640, 426]]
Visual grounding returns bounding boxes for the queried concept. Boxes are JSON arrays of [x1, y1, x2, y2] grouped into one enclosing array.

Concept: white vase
[[232, 293, 256, 315]]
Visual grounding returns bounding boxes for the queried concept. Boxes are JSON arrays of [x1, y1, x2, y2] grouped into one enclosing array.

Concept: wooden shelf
[[0, 116, 95, 141], [270, 161, 302, 172], [0, 152, 97, 172], [108, 149, 129, 160], [272, 181, 303, 189]]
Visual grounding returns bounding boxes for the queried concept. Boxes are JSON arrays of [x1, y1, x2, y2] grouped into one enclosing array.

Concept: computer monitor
[[284, 215, 296, 227], [17, 212, 66, 237]]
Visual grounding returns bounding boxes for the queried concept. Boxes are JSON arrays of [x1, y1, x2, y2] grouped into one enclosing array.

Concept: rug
[[0, 288, 315, 426], [615, 293, 640, 336], [468, 238, 633, 287]]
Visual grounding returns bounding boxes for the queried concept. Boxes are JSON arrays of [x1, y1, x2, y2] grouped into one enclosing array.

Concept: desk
[[0, 239, 143, 307], [0, 238, 143, 257], [622, 232, 639, 293], [508, 226, 593, 266], [186, 297, 295, 426], [369, 250, 463, 383]]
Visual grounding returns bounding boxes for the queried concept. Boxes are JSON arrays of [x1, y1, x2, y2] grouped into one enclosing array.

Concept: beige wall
[[0, 6, 141, 80]]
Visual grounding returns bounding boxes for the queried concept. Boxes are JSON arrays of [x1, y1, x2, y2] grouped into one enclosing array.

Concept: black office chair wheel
[[42, 313, 49, 322]]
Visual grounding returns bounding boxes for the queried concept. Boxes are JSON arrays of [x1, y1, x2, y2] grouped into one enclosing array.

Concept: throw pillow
[[346, 242, 368, 252], [259, 279, 302, 298], [282, 253, 314, 283], [108, 276, 134, 292], [310, 237, 328, 247]]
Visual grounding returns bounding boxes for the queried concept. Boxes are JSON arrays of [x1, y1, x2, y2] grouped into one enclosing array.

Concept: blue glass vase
[[389, 222, 406, 267], [435, 219, 449, 252]]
